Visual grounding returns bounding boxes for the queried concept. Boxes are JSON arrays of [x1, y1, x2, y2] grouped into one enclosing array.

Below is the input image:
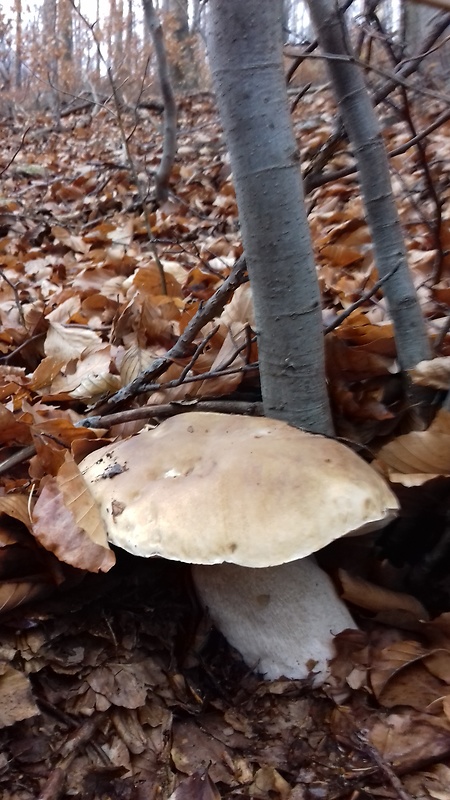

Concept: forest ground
[[0, 87, 449, 799]]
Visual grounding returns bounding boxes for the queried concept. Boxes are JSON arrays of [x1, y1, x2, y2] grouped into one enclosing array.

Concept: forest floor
[[0, 86, 449, 799]]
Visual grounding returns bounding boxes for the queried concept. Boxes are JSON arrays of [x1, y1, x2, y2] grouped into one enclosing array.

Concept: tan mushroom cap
[[79, 412, 399, 566]]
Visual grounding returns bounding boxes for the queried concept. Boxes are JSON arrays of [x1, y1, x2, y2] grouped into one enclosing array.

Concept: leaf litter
[[0, 85, 448, 798]]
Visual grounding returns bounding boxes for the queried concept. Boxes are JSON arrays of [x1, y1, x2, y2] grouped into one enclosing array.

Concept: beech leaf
[[32, 452, 115, 573]]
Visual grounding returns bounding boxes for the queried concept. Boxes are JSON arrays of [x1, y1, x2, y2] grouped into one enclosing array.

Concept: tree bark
[[207, 0, 333, 435], [142, 0, 177, 204], [307, 0, 431, 372], [15, 0, 22, 90], [42, 0, 60, 125]]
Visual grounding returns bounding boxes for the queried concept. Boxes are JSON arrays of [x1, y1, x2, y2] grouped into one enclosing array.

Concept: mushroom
[[79, 412, 399, 684]]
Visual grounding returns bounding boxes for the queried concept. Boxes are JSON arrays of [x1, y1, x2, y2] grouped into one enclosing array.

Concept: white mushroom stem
[[192, 557, 356, 685]]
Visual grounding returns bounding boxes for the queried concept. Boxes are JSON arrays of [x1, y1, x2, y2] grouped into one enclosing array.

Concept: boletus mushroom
[[79, 412, 399, 684]]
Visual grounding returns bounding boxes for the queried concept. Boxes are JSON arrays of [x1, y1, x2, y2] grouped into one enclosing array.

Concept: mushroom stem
[[192, 557, 355, 685]]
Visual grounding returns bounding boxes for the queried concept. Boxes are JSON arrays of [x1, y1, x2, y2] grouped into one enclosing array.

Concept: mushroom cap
[[79, 412, 399, 566]]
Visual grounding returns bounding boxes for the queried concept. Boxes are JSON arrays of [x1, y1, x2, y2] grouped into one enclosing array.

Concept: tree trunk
[[307, 0, 431, 372], [15, 0, 22, 90], [207, 0, 333, 435], [58, 0, 73, 92], [42, 0, 60, 125], [142, 0, 177, 204]]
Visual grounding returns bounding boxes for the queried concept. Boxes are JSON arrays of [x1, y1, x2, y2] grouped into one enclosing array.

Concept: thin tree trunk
[[307, 0, 431, 372], [15, 0, 22, 90], [207, 0, 333, 435], [59, 0, 73, 91], [142, 0, 177, 204], [42, 0, 60, 125]]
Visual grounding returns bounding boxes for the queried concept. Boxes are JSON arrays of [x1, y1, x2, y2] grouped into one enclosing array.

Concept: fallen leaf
[[31, 453, 115, 573], [0, 666, 39, 728]]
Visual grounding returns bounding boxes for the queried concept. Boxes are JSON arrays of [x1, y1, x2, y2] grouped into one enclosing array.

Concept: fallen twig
[[93, 254, 247, 413], [82, 399, 264, 430], [324, 264, 399, 335]]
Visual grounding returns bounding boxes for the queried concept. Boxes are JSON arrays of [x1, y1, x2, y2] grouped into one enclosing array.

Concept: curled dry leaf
[[338, 569, 429, 619], [32, 452, 115, 572], [60, 345, 122, 400], [375, 409, 450, 481], [69, 371, 122, 400]]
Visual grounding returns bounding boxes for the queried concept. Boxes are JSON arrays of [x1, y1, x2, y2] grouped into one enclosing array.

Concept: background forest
[[0, 1, 450, 799]]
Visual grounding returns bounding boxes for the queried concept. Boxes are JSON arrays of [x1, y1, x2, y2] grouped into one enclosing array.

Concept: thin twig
[[36, 714, 107, 800], [305, 98, 450, 192], [324, 264, 399, 334], [352, 729, 414, 800], [0, 127, 30, 178], [139, 361, 257, 394], [303, 12, 450, 187], [0, 269, 26, 327], [82, 399, 263, 430], [93, 254, 247, 413], [177, 326, 220, 384]]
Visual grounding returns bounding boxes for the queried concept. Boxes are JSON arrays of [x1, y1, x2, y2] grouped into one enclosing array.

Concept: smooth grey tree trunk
[[307, 0, 431, 372], [142, 0, 177, 203], [207, 0, 333, 435]]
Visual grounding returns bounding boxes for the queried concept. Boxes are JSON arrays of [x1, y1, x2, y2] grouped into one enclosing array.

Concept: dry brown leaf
[[0, 410, 32, 448], [369, 711, 450, 774], [43, 344, 121, 399], [130, 263, 183, 299], [171, 719, 235, 785], [191, 327, 247, 398], [52, 224, 91, 254], [31, 452, 114, 572], [249, 767, 291, 799], [0, 666, 39, 728], [0, 580, 51, 615], [338, 569, 429, 619], [375, 409, 450, 478], [86, 662, 149, 709], [69, 370, 121, 400], [44, 320, 102, 361], [119, 344, 163, 386], [0, 494, 33, 529], [423, 650, 450, 685], [168, 771, 221, 800], [368, 639, 450, 713], [183, 267, 221, 300], [29, 418, 101, 480], [406, 763, 450, 799], [28, 355, 68, 392], [373, 659, 446, 711], [221, 283, 254, 330], [46, 294, 82, 323], [335, 310, 396, 356]]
